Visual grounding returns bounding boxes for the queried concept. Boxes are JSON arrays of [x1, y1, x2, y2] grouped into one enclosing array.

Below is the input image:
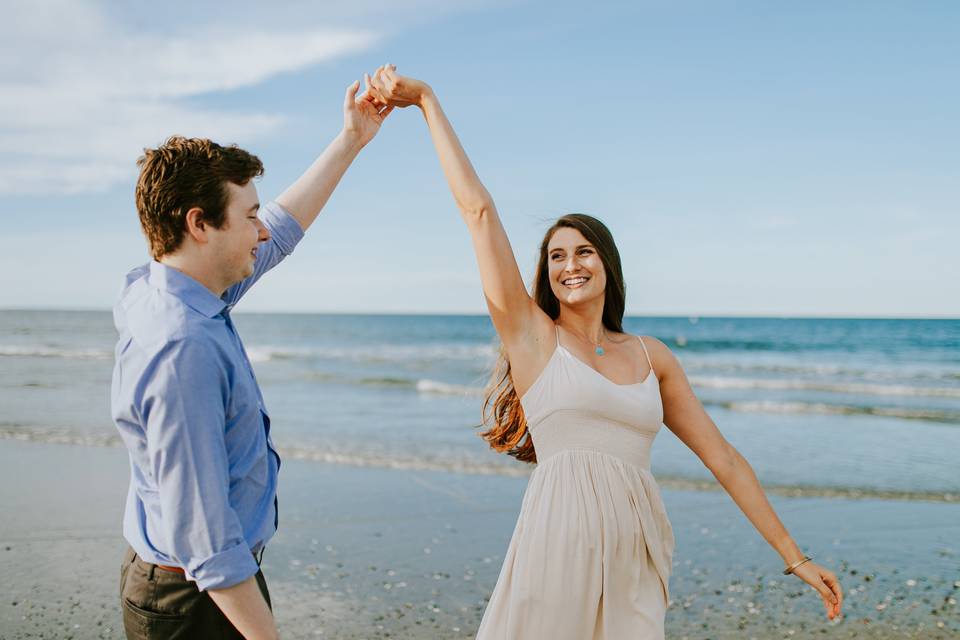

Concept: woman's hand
[[342, 79, 394, 148], [366, 64, 433, 109], [792, 560, 843, 620]]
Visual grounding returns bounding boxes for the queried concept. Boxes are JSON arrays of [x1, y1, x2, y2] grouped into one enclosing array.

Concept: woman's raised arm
[[368, 66, 551, 356]]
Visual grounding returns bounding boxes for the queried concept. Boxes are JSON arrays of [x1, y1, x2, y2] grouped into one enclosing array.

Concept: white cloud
[[0, 1, 379, 194]]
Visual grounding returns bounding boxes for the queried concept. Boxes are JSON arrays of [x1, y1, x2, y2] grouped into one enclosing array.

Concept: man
[[112, 79, 391, 639]]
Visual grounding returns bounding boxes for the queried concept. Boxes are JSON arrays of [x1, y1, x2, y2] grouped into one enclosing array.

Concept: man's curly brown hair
[[135, 136, 264, 259]]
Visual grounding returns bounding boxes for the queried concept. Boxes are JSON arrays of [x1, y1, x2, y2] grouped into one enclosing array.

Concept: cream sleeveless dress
[[475, 329, 675, 640]]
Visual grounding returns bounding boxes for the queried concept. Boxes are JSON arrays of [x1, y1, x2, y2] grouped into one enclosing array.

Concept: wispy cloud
[[0, 1, 379, 194]]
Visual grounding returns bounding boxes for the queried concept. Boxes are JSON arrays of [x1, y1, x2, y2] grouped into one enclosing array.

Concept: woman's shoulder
[[620, 333, 679, 370], [617, 331, 670, 350]]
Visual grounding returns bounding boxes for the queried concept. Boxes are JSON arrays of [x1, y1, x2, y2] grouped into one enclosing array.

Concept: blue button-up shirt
[[111, 201, 303, 591]]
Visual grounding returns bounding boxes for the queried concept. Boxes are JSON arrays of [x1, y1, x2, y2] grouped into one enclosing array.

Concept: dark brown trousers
[[120, 546, 271, 639]]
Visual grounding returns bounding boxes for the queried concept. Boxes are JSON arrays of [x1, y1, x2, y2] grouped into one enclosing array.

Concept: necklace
[[562, 324, 606, 356]]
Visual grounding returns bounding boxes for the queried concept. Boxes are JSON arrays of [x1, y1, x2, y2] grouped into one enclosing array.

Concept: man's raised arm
[[277, 78, 393, 231]]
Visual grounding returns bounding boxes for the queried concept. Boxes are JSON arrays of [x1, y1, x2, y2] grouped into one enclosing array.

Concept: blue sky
[[1, 0, 957, 316]]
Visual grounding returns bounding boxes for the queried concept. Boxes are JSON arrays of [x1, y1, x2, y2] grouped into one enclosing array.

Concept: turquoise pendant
[[595, 346, 605, 356]]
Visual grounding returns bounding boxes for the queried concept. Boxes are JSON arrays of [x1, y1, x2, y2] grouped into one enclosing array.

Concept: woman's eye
[[578, 249, 593, 256]]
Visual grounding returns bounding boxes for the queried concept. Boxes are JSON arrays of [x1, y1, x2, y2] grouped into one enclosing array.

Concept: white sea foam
[[278, 445, 530, 477], [0, 424, 527, 477], [1, 425, 954, 502], [0, 344, 112, 359], [682, 359, 960, 382], [415, 379, 483, 396], [689, 376, 960, 398], [715, 400, 959, 423], [0, 425, 122, 446], [244, 346, 315, 363], [243, 343, 497, 364]]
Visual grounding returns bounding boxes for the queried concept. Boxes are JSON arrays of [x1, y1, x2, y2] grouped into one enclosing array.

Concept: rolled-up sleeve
[[222, 200, 305, 306], [138, 338, 259, 590]]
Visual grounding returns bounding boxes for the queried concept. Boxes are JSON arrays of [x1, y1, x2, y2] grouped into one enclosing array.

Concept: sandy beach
[[1, 439, 958, 639]]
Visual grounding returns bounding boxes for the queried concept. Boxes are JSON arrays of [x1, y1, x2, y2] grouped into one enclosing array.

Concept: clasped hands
[[342, 65, 431, 146]]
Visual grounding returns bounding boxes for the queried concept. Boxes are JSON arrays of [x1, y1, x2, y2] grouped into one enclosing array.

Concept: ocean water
[[1, 310, 958, 498]]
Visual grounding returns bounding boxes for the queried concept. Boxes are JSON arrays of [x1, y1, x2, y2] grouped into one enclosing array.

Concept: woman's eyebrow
[[549, 244, 594, 252]]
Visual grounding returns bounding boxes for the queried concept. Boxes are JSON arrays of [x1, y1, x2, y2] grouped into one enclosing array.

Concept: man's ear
[[184, 207, 208, 243]]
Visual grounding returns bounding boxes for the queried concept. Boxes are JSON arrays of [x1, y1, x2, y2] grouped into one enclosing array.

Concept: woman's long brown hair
[[480, 214, 627, 463]]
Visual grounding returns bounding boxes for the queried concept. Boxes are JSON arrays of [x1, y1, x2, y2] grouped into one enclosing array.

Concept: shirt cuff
[[262, 200, 305, 255], [186, 543, 260, 591]]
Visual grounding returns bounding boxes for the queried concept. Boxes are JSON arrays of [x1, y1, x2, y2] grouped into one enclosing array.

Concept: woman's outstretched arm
[[368, 66, 553, 378], [645, 337, 844, 620]]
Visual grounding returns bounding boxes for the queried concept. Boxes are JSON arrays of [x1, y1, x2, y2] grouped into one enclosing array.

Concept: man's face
[[207, 181, 270, 287]]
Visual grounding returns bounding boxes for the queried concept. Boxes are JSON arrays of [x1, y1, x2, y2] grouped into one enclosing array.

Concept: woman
[[365, 65, 843, 639]]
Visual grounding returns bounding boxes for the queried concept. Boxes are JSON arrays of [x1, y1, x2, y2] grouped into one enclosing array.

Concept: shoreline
[[1, 439, 958, 638], [0, 426, 957, 504]]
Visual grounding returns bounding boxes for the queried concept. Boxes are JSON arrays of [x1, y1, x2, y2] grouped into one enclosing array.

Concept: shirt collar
[[149, 261, 229, 318]]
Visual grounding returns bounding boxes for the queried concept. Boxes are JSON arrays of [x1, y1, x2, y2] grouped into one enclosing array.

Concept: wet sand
[[0, 440, 957, 638]]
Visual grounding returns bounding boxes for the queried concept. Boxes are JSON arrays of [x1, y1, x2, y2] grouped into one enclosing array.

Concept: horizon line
[[1, 307, 957, 321]]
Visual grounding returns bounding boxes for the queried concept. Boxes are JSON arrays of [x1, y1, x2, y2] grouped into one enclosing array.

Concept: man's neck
[[159, 254, 227, 298]]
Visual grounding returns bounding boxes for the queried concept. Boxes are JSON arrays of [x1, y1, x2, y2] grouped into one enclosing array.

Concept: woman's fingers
[[817, 585, 835, 617], [813, 575, 841, 619], [823, 571, 843, 616], [821, 571, 841, 602], [383, 66, 403, 95], [381, 65, 404, 96], [370, 66, 388, 94], [362, 73, 387, 106], [816, 583, 833, 605], [795, 563, 842, 619]]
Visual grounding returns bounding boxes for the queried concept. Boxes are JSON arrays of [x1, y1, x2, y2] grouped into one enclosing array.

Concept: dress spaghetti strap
[[637, 336, 654, 373]]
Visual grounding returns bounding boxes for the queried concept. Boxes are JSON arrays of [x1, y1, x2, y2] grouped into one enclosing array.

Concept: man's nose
[[257, 220, 271, 242]]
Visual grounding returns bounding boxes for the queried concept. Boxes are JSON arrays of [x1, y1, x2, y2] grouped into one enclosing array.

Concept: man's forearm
[[275, 130, 365, 232], [208, 575, 278, 640]]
